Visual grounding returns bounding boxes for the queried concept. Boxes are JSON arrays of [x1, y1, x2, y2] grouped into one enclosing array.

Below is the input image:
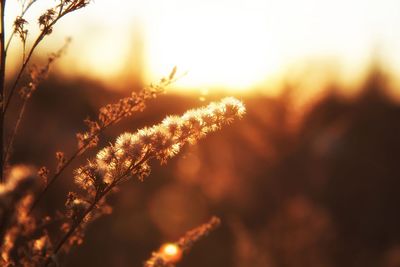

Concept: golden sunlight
[[5, 0, 400, 93], [159, 243, 182, 263]]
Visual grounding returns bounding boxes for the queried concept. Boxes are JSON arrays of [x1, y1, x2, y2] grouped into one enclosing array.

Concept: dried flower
[[55, 151, 66, 172], [19, 39, 70, 100], [30, 67, 178, 215], [13, 16, 28, 42], [84, 97, 245, 186], [76, 67, 176, 151], [38, 167, 49, 186]]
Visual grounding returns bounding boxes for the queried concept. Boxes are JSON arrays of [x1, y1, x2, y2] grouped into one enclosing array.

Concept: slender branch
[[1, 0, 7, 183]]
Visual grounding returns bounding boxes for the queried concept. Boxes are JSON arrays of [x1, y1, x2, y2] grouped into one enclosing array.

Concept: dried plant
[[4, 39, 71, 166], [0, 1, 246, 266], [49, 97, 244, 262], [1, 0, 91, 182], [4, 0, 90, 114], [29, 69, 175, 213]]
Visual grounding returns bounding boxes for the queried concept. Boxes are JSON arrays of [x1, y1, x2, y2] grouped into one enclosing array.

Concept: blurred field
[[7, 67, 400, 267]]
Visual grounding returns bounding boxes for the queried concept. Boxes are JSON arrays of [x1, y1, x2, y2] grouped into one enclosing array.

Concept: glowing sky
[[5, 0, 400, 92]]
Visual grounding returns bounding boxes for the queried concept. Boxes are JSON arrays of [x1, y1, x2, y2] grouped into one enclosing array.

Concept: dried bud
[[38, 166, 49, 186], [13, 16, 28, 42], [55, 151, 66, 172]]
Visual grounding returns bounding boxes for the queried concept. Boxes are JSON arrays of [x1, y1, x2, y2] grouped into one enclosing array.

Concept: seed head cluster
[[74, 97, 245, 196], [66, 98, 244, 245], [76, 67, 175, 151]]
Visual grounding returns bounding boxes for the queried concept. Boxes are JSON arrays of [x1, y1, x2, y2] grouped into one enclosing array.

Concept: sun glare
[[5, 0, 400, 94], [143, 0, 275, 91], [159, 243, 182, 263]]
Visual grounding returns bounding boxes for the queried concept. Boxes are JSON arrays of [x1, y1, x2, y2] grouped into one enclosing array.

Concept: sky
[[5, 0, 400, 95]]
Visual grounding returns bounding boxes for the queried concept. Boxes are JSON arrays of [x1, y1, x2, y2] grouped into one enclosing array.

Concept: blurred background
[[4, 0, 400, 266]]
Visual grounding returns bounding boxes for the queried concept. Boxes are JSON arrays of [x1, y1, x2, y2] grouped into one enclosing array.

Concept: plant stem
[[3, 11, 68, 116], [29, 147, 84, 214], [4, 98, 27, 166], [0, 0, 6, 183], [52, 182, 114, 255], [5, 0, 37, 54], [29, 117, 120, 214], [45, 153, 151, 266], [3, 32, 44, 115]]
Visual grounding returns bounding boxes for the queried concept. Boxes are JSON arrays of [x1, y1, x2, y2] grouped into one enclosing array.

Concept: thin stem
[[30, 70, 170, 211], [5, 0, 37, 54], [51, 182, 113, 256], [3, 9, 70, 115], [4, 30, 46, 115], [4, 98, 27, 165], [29, 147, 84, 214], [1, 0, 7, 183], [45, 153, 152, 266], [29, 117, 121, 214], [22, 39, 26, 64]]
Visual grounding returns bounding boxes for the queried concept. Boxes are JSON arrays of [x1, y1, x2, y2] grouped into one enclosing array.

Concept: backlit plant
[[0, 1, 245, 266]]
